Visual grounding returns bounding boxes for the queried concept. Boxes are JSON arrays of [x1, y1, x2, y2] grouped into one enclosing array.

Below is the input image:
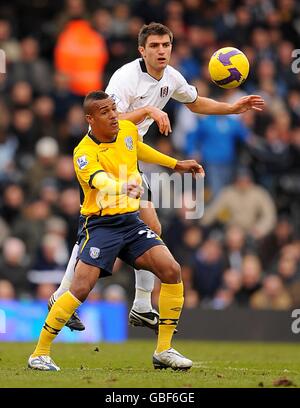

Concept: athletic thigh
[[139, 201, 161, 236], [70, 260, 101, 302], [134, 245, 181, 284]]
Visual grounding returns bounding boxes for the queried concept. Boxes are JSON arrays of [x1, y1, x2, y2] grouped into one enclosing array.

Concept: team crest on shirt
[[160, 86, 169, 97], [77, 155, 88, 169], [89, 247, 100, 259], [125, 136, 134, 151], [109, 93, 120, 104]]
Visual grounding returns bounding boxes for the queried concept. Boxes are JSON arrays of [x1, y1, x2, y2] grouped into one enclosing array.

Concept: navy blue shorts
[[77, 211, 164, 277]]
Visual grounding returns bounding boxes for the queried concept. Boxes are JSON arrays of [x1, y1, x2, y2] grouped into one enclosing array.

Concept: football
[[208, 47, 249, 89]]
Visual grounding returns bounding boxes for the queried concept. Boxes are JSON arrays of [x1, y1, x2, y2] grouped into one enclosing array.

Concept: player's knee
[[70, 281, 90, 302], [162, 260, 181, 283]]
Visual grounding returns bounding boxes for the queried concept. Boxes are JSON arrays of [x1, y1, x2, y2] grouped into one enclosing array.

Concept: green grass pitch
[[0, 340, 299, 388]]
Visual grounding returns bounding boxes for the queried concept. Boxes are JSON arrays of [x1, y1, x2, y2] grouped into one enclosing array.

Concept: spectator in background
[[163, 200, 199, 256], [251, 27, 275, 62], [247, 121, 290, 195], [175, 225, 203, 267], [12, 200, 50, 261], [102, 284, 127, 303], [172, 40, 200, 82], [0, 237, 30, 297], [250, 274, 292, 310], [9, 37, 53, 94], [0, 183, 24, 229], [277, 127, 300, 221], [59, 105, 87, 153], [276, 252, 300, 286], [277, 41, 298, 91], [33, 96, 57, 139], [54, 17, 108, 96], [171, 79, 209, 152], [36, 283, 58, 301], [54, 156, 77, 191], [0, 103, 18, 184], [54, 0, 89, 34], [33, 233, 68, 272], [11, 108, 39, 168], [0, 280, 16, 300], [192, 238, 224, 300], [235, 254, 262, 307], [110, 3, 130, 38], [201, 167, 277, 240], [230, 6, 252, 47], [259, 216, 295, 270], [185, 112, 250, 198], [92, 8, 113, 41], [44, 216, 68, 242], [223, 225, 248, 271], [0, 19, 20, 63], [38, 179, 60, 211], [56, 188, 80, 250], [220, 268, 243, 306], [24, 137, 59, 199], [0, 218, 10, 247], [51, 71, 80, 121], [10, 80, 33, 109], [287, 90, 300, 127]]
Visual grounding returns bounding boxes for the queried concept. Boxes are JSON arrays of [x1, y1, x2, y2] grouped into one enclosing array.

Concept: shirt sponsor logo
[[77, 155, 88, 169], [160, 86, 169, 97], [125, 136, 134, 151], [89, 247, 100, 259]]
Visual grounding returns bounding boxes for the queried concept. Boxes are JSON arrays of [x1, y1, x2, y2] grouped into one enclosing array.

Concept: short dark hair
[[138, 22, 173, 47], [83, 90, 109, 114]]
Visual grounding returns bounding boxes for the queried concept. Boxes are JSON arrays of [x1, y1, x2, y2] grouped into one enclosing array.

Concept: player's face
[[86, 98, 119, 139], [139, 34, 172, 74]]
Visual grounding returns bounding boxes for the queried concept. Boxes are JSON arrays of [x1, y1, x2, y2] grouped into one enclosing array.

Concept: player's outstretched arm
[[119, 106, 171, 136], [186, 95, 265, 115], [137, 141, 205, 178]]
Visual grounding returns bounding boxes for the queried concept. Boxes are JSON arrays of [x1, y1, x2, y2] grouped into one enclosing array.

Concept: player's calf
[[48, 295, 85, 332]]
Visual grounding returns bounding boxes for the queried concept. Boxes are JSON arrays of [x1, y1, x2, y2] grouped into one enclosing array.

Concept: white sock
[[52, 243, 79, 301], [132, 269, 155, 312]]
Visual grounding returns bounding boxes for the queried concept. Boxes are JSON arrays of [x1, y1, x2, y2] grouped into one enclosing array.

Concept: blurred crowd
[[0, 0, 300, 311]]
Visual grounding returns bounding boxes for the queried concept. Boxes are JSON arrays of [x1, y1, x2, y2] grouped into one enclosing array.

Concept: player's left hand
[[231, 95, 265, 114], [122, 181, 144, 199], [175, 160, 205, 178]]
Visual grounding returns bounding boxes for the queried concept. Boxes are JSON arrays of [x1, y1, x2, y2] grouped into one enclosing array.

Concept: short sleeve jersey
[[105, 59, 197, 138], [74, 120, 142, 216]]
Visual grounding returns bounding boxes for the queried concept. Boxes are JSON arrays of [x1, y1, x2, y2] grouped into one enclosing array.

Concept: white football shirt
[[105, 58, 198, 138]]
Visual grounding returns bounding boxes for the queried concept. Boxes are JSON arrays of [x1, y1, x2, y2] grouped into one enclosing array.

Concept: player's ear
[[138, 46, 145, 58], [85, 114, 92, 125]]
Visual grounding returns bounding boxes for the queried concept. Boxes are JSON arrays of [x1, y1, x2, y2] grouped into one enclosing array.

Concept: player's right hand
[[147, 106, 172, 136], [122, 182, 144, 199]]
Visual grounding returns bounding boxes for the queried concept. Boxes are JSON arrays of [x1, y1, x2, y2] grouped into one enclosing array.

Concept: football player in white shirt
[[49, 23, 264, 332]]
